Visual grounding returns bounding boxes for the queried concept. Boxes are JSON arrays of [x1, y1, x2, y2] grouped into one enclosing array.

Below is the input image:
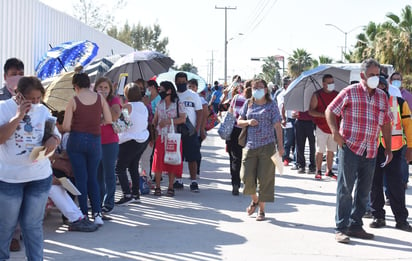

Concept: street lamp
[[225, 32, 243, 84], [325, 24, 364, 61], [251, 55, 285, 75]]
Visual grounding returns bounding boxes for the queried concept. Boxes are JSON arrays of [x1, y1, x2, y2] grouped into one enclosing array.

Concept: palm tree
[[386, 5, 412, 74], [287, 48, 313, 78]]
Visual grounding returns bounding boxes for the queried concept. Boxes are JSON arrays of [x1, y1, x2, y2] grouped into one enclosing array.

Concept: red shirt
[[313, 89, 338, 134], [101, 96, 121, 144], [327, 83, 391, 158]]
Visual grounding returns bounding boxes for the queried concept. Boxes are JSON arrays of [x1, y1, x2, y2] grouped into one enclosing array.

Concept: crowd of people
[[1, 56, 412, 260]]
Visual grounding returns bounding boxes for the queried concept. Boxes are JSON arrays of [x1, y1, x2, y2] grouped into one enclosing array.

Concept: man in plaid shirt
[[325, 58, 393, 243]]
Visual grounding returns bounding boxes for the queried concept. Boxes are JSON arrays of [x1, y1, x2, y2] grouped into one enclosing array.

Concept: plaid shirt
[[327, 83, 391, 158]]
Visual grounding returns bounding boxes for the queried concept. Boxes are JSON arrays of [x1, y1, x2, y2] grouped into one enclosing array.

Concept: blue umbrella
[[35, 40, 99, 80]]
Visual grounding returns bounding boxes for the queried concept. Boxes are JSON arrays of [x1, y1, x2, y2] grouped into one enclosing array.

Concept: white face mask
[[392, 80, 402, 88], [327, 83, 335, 91], [145, 89, 151, 97], [367, 76, 379, 89], [252, 89, 265, 100], [27, 103, 43, 115]]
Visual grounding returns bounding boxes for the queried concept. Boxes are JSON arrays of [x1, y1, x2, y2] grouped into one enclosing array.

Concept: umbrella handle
[[49, 44, 67, 72]]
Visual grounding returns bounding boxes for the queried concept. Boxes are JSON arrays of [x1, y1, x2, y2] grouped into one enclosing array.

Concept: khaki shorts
[[240, 143, 276, 202], [315, 127, 337, 153]]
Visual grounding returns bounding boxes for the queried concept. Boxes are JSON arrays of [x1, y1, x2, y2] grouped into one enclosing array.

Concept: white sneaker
[[94, 212, 104, 226]]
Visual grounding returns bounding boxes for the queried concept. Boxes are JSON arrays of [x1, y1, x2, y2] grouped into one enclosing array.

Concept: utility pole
[[211, 50, 214, 84], [215, 5, 236, 85]]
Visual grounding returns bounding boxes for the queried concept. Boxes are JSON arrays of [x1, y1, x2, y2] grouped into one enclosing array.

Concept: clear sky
[[40, 0, 411, 83]]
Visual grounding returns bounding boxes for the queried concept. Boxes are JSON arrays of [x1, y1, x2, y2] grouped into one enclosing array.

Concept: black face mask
[[214, 86, 219, 90], [159, 91, 169, 100], [176, 83, 187, 92]]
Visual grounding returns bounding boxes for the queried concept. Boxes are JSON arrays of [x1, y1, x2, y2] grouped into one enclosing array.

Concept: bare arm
[[0, 100, 30, 144], [110, 103, 121, 122], [62, 99, 75, 132], [100, 94, 113, 124], [195, 109, 203, 132], [274, 122, 284, 156], [381, 122, 393, 164], [308, 94, 324, 118], [325, 107, 344, 147]]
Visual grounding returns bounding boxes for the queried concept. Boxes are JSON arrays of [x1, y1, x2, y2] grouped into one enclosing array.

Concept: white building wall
[[0, 0, 133, 86]]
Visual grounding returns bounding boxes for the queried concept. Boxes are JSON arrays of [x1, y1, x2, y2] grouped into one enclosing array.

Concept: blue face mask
[[252, 89, 265, 100], [392, 80, 402, 88], [176, 83, 187, 92]]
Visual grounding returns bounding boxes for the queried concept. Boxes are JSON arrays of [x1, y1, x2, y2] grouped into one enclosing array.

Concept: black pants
[[116, 139, 149, 196], [227, 127, 242, 187], [295, 120, 315, 168], [371, 146, 409, 225]]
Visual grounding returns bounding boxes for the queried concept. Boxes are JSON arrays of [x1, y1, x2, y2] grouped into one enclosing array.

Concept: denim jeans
[[67, 131, 102, 215], [282, 118, 296, 161], [98, 142, 119, 210], [335, 145, 376, 232], [116, 139, 149, 196], [0, 175, 52, 261]]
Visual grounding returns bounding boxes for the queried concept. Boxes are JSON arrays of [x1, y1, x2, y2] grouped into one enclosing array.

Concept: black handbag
[[176, 99, 196, 137]]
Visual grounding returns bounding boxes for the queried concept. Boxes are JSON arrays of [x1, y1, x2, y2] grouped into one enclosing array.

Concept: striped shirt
[[327, 83, 391, 158], [230, 94, 246, 128]]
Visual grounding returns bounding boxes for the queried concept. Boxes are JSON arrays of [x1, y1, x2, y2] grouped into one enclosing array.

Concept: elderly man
[[309, 74, 339, 180], [368, 75, 412, 232], [325, 58, 393, 243]]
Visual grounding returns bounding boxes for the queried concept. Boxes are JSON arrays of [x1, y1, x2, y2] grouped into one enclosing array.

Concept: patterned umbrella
[[42, 70, 77, 112], [35, 40, 99, 80], [105, 50, 174, 82]]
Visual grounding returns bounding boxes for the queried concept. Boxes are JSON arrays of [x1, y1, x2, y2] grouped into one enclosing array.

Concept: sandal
[[166, 188, 175, 197], [256, 212, 265, 221], [154, 187, 161, 196], [246, 201, 259, 216]]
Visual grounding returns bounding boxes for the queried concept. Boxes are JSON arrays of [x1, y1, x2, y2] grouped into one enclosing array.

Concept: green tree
[[257, 56, 281, 85], [385, 5, 412, 74], [287, 48, 313, 78], [73, 0, 125, 32], [176, 63, 198, 74], [108, 22, 169, 54]]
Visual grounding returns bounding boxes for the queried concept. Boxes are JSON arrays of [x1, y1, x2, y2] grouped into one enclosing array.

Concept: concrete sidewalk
[[10, 129, 412, 260]]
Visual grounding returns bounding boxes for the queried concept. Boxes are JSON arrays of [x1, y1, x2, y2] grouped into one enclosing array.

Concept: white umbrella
[[283, 65, 351, 111], [156, 70, 207, 92], [105, 50, 174, 82]]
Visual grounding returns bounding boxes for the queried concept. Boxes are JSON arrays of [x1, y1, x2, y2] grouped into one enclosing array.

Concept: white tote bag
[[164, 119, 182, 165]]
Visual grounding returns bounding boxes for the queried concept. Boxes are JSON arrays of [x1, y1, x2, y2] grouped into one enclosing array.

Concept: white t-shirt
[[118, 101, 149, 144], [276, 89, 293, 119], [0, 99, 61, 183], [177, 90, 202, 126]]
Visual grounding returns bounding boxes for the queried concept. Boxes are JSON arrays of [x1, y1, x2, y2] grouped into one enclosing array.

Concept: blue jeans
[[98, 142, 119, 210], [0, 175, 52, 261], [67, 131, 102, 215], [282, 118, 296, 161], [335, 145, 376, 232]]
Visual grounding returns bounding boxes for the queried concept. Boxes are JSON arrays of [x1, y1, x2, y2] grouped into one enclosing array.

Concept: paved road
[[10, 129, 412, 260]]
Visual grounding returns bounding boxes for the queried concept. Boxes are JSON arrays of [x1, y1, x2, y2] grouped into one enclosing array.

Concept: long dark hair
[[160, 81, 178, 102]]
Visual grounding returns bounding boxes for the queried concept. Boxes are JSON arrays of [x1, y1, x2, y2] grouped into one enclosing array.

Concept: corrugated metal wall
[[0, 0, 134, 86]]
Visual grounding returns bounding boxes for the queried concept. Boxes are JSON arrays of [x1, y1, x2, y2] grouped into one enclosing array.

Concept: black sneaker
[[307, 166, 316, 174], [173, 181, 184, 190], [115, 196, 133, 206], [346, 227, 374, 239], [369, 218, 386, 228], [297, 167, 306, 174], [190, 182, 199, 193], [395, 222, 412, 232], [232, 185, 239, 196], [69, 218, 98, 232], [131, 194, 141, 204]]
